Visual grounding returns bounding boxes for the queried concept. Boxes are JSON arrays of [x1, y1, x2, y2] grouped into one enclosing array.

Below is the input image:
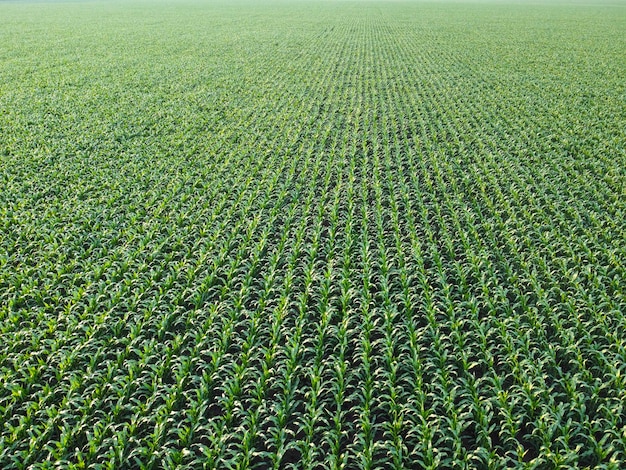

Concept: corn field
[[1, 1, 625, 468]]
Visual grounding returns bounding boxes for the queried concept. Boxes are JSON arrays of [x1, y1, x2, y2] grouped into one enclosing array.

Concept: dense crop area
[[1, 0, 625, 468]]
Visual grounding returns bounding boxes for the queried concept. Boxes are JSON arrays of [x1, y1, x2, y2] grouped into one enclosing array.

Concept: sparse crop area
[[1, 0, 625, 468]]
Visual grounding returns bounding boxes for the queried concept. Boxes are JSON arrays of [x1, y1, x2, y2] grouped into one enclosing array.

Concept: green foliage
[[0, 0, 625, 468]]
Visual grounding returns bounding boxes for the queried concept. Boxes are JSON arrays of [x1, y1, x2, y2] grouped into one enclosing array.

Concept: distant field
[[1, 1, 625, 468]]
